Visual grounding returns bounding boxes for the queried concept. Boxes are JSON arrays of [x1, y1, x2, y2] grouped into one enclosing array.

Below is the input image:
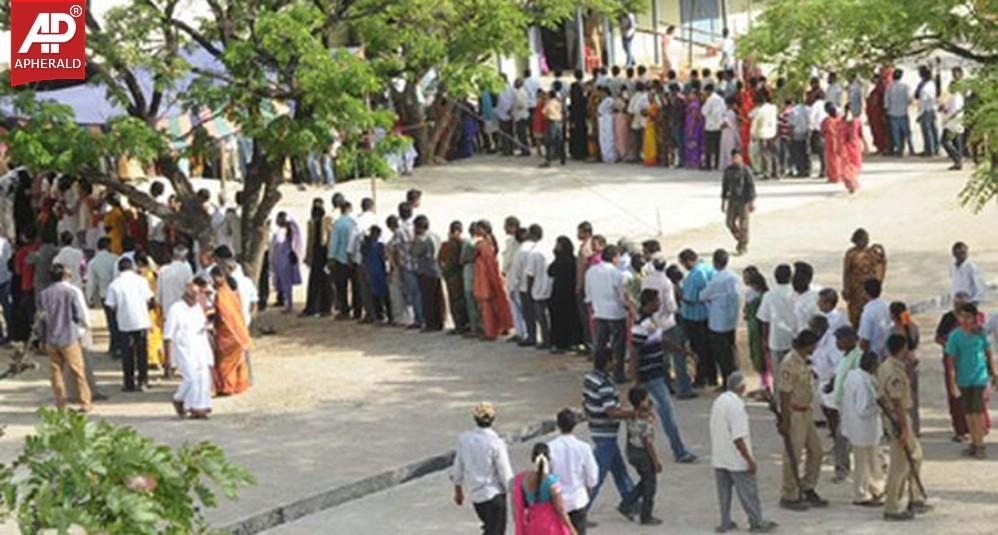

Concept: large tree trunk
[[238, 142, 283, 281], [399, 81, 434, 166]]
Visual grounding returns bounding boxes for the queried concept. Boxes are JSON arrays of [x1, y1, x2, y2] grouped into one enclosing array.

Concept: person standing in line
[[586, 245, 629, 383], [711, 371, 778, 533], [39, 263, 92, 412], [350, 198, 377, 322], [85, 237, 119, 356], [439, 221, 470, 335], [642, 255, 697, 399], [808, 90, 828, 178], [720, 151, 756, 255], [627, 82, 650, 163], [526, 224, 554, 349], [503, 217, 527, 341], [950, 241, 986, 304], [914, 65, 939, 157], [450, 402, 515, 535], [104, 257, 154, 392], [885, 69, 913, 156], [473, 220, 514, 341], [788, 97, 812, 177], [460, 222, 483, 337], [384, 215, 411, 327], [328, 202, 357, 320], [702, 84, 727, 170], [858, 278, 892, 358], [411, 215, 445, 332], [513, 78, 532, 157], [935, 292, 972, 443], [840, 103, 865, 194], [678, 249, 715, 388], [270, 211, 304, 314], [750, 93, 779, 179], [842, 228, 888, 328], [945, 303, 997, 459], [880, 335, 929, 520], [496, 76, 516, 156], [513, 226, 538, 346], [840, 351, 885, 507], [583, 348, 638, 518], [548, 409, 598, 534], [756, 264, 796, 390], [866, 71, 890, 154], [569, 70, 590, 161], [362, 226, 389, 323], [575, 222, 595, 352], [157, 245, 194, 321], [940, 74, 966, 170], [523, 69, 541, 150], [548, 237, 582, 353], [777, 329, 827, 511], [700, 249, 741, 390], [743, 267, 771, 391], [302, 199, 333, 317], [541, 89, 566, 167], [164, 282, 213, 419], [397, 202, 423, 329]]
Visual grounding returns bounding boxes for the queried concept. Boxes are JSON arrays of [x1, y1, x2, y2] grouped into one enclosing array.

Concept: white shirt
[[585, 261, 627, 320], [523, 77, 541, 108], [942, 92, 965, 133], [0, 237, 13, 285], [526, 244, 553, 300], [104, 270, 153, 332], [547, 434, 598, 512], [501, 237, 520, 276], [917, 79, 937, 114], [641, 270, 678, 331], [163, 300, 213, 376], [826, 83, 843, 108], [793, 289, 820, 335], [750, 102, 778, 139], [951, 260, 986, 302], [809, 99, 827, 131], [756, 284, 796, 351], [495, 88, 515, 121], [858, 298, 892, 357], [52, 246, 85, 289], [510, 241, 535, 294], [627, 91, 650, 129], [234, 271, 259, 327], [812, 309, 848, 406], [710, 391, 752, 471], [157, 260, 194, 315], [85, 250, 119, 303], [449, 427, 514, 504], [840, 369, 882, 447], [702, 93, 727, 131]]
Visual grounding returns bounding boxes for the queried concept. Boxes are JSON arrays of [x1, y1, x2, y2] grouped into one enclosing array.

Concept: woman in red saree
[[211, 268, 252, 395], [512, 444, 576, 535], [473, 221, 513, 340], [738, 83, 755, 167], [840, 104, 865, 193], [821, 103, 844, 183], [866, 72, 889, 154]]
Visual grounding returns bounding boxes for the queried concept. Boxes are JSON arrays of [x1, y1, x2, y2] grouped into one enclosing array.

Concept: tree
[[353, 0, 642, 165], [2, 0, 392, 279], [739, 0, 998, 209], [0, 408, 254, 534]]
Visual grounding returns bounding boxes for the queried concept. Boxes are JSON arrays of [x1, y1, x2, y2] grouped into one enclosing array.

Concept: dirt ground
[[1, 154, 996, 534]]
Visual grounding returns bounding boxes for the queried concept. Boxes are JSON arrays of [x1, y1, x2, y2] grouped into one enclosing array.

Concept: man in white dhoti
[[597, 87, 617, 163], [164, 282, 214, 419]]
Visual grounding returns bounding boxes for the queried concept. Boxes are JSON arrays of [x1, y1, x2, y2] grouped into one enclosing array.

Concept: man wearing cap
[[450, 402, 514, 535], [710, 371, 777, 533], [777, 329, 827, 510], [548, 409, 599, 534]]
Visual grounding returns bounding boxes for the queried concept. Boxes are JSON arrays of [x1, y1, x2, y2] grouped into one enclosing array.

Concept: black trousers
[[499, 120, 514, 155], [331, 260, 355, 317], [682, 318, 713, 387], [809, 130, 825, 177], [708, 329, 737, 388], [515, 119, 530, 155], [790, 137, 810, 176], [624, 446, 657, 522], [473, 493, 507, 535], [568, 508, 588, 535], [705, 129, 722, 169], [520, 291, 537, 344], [120, 330, 149, 390]]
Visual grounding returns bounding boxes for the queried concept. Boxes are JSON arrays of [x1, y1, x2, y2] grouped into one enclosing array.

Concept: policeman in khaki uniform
[[879, 334, 929, 521], [777, 329, 828, 510]]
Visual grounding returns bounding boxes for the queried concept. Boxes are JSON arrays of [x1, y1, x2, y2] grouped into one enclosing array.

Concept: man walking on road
[[39, 263, 92, 412], [450, 402, 514, 535], [721, 151, 756, 255], [549, 409, 599, 534]]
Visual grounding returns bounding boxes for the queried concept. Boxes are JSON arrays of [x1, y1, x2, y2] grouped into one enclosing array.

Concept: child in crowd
[[622, 386, 663, 526]]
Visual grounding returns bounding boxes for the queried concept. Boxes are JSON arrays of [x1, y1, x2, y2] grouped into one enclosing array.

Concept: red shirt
[[15, 242, 40, 293]]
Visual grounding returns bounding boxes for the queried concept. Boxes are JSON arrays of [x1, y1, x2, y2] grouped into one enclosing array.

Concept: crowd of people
[[1, 167, 255, 418], [460, 57, 973, 195]]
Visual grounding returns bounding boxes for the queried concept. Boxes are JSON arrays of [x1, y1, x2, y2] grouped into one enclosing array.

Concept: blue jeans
[[307, 152, 336, 185], [663, 325, 693, 395], [590, 436, 636, 508], [888, 115, 913, 156], [918, 110, 939, 155], [404, 269, 424, 325], [508, 290, 526, 338], [644, 377, 691, 460], [0, 281, 11, 340]]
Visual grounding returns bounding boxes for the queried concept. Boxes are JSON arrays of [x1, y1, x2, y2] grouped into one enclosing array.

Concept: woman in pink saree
[[821, 103, 844, 184], [513, 444, 577, 535], [840, 103, 865, 193]]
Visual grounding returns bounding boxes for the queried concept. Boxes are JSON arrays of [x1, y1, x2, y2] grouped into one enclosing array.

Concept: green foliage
[[0, 408, 254, 535], [742, 0, 998, 209]]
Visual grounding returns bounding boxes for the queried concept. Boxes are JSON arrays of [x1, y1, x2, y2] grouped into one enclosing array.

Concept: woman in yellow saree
[[136, 254, 165, 372], [210, 267, 252, 396]]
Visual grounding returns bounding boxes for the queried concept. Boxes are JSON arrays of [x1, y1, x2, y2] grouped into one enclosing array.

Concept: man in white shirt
[[85, 237, 120, 356], [702, 84, 727, 170], [791, 262, 819, 335], [756, 265, 796, 389], [351, 198, 378, 322], [525, 225, 554, 349], [104, 257, 154, 392], [502, 217, 527, 339], [548, 409, 598, 534], [941, 69, 966, 170], [641, 255, 696, 398], [915, 65, 939, 157], [512, 227, 537, 345], [495, 77, 515, 155], [52, 231, 85, 289], [586, 245, 629, 382], [719, 28, 736, 71], [164, 282, 214, 419], [450, 402, 514, 535], [840, 352, 885, 505], [750, 94, 779, 178], [710, 371, 777, 533], [950, 241, 986, 304], [884, 69, 914, 156], [226, 259, 259, 328], [627, 83, 650, 162], [825, 72, 843, 110], [523, 68, 541, 146], [858, 278, 891, 357], [513, 78, 531, 156], [809, 95, 828, 178], [157, 245, 194, 317]]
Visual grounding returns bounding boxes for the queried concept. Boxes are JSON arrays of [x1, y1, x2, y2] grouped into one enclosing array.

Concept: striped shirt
[[583, 370, 620, 439], [632, 315, 666, 383]]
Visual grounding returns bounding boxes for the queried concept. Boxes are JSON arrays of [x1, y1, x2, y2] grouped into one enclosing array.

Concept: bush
[[0, 409, 255, 534]]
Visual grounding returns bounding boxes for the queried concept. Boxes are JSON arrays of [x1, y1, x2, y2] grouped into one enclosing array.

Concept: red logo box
[[10, 0, 87, 87]]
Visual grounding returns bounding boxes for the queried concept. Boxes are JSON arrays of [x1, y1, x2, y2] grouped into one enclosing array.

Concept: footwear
[[908, 501, 933, 514], [677, 391, 700, 400], [640, 517, 663, 526], [884, 511, 915, 521], [975, 445, 988, 459], [616, 503, 636, 521], [749, 521, 778, 533], [92, 392, 109, 402], [951, 434, 967, 443], [961, 445, 977, 457], [803, 490, 828, 507], [677, 452, 698, 464], [517, 339, 537, 347], [172, 400, 186, 417], [715, 521, 738, 533], [779, 498, 809, 511], [853, 499, 883, 507]]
